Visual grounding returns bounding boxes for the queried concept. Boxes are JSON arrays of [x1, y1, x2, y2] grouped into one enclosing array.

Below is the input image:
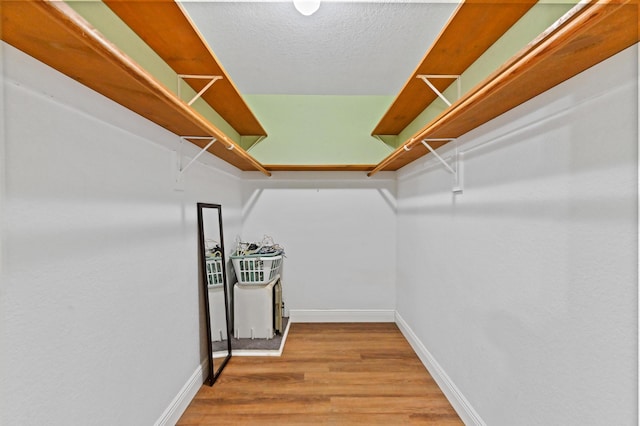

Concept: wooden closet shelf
[[264, 164, 376, 172], [0, 0, 270, 175], [103, 0, 266, 137], [372, 0, 537, 136], [369, 0, 639, 176]]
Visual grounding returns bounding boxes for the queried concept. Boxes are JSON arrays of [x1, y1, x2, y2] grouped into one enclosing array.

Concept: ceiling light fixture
[[293, 0, 321, 16]]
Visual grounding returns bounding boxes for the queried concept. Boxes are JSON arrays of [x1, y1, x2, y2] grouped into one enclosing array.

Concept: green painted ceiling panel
[[245, 95, 394, 165], [62, 0, 580, 167]]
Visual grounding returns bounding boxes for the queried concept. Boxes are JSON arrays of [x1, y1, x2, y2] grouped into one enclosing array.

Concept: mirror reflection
[[197, 203, 231, 386]]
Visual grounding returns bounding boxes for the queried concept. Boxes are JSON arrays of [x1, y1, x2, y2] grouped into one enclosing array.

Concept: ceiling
[[179, 1, 460, 96], [3, 0, 635, 174]]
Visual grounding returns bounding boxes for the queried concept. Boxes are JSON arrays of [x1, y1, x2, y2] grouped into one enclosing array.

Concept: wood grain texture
[[177, 323, 463, 425], [0, 0, 270, 175], [369, 0, 639, 175], [372, 0, 537, 136], [264, 164, 376, 172], [103, 0, 266, 137]]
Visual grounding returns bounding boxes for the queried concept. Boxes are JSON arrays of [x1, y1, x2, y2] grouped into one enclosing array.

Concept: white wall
[[0, 43, 243, 425], [396, 45, 638, 425], [2, 34, 636, 426], [241, 172, 397, 321]]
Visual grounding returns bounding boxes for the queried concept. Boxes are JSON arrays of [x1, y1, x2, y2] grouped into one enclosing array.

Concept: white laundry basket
[[231, 252, 283, 285], [205, 257, 224, 287]]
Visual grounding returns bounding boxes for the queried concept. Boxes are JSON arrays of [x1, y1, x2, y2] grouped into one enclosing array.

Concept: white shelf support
[[421, 139, 463, 194], [178, 136, 217, 176], [177, 74, 223, 106], [372, 135, 395, 153], [246, 135, 268, 152], [416, 74, 461, 107]]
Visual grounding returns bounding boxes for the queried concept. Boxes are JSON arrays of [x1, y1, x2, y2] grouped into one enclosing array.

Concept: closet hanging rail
[[368, 0, 638, 176], [372, 0, 538, 136], [0, 1, 271, 176], [103, 0, 266, 137]]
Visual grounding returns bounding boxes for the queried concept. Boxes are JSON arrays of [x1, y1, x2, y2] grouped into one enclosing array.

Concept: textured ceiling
[[180, 1, 460, 95]]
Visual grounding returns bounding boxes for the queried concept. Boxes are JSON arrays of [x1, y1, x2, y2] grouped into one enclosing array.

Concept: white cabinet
[[233, 277, 282, 339]]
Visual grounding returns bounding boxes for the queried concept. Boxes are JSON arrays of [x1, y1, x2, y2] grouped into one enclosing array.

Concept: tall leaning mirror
[[197, 203, 232, 386]]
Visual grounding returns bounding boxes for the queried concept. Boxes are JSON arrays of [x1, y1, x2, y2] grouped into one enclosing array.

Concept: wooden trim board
[[395, 313, 486, 425], [372, 0, 537, 136], [369, 0, 639, 175], [1, 0, 270, 175], [264, 164, 376, 172], [103, 0, 267, 137]]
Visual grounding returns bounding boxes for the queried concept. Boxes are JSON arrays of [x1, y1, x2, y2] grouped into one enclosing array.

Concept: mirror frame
[[197, 202, 232, 386]]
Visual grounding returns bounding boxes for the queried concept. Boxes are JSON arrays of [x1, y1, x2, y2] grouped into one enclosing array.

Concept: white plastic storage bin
[[231, 253, 282, 285], [234, 278, 279, 339], [206, 257, 224, 286]]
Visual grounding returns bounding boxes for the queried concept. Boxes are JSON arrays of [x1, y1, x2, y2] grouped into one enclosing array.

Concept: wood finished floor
[[178, 323, 463, 425]]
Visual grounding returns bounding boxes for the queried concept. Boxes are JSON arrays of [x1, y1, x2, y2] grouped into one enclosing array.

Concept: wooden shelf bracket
[[421, 139, 463, 194], [416, 75, 461, 107], [177, 74, 223, 106]]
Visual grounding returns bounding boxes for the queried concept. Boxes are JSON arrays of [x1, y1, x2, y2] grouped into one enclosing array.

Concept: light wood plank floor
[[178, 323, 463, 425]]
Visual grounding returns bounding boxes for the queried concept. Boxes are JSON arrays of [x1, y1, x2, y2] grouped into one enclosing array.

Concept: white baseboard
[[154, 359, 206, 426], [289, 309, 396, 323], [154, 311, 481, 425], [395, 312, 486, 426]]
